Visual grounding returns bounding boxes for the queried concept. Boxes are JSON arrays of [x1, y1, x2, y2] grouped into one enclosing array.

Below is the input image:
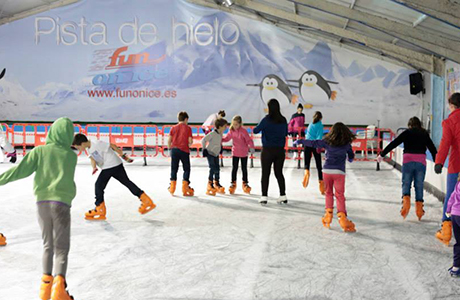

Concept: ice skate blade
[[277, 200, 288, 204], [260, 201, 268, 206], [85, 216, 106, 221]]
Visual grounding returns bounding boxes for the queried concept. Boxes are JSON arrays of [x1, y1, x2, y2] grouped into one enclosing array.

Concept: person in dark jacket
[[253, 99, 288, 205], [378, 117, 437, 221]]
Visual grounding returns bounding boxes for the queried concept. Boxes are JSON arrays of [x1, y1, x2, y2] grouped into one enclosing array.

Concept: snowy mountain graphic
[[0, 10, 419, 127]]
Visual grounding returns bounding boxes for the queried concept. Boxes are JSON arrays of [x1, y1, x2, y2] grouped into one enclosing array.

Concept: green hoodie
[[0, 117, 77, 206]]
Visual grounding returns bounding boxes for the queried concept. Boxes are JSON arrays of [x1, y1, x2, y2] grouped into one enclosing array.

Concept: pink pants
[[324, 173, 346, 214]]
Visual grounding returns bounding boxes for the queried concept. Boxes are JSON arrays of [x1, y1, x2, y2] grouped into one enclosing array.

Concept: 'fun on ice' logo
[[90, 45, 168, 86], [106, 46, 167, 70]]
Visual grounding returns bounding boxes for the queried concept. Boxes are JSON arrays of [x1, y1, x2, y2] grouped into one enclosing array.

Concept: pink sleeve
[[222, 131, 232, 142], [447, 182, 460, 213], [288, 118, 294, 131], [243, 129, 255, 148]]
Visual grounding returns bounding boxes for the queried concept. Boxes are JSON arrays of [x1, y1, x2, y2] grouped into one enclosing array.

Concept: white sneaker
[[277, 195, 288, 204], [259, 196, 268, 205]]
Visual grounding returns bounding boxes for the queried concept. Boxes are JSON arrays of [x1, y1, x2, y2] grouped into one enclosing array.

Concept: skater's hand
[[377, 155, 383, 163], [446, 212, 452, 218], [316, 148, 322, 154], [203, 149, 208, 157], [434, 164, 443, 174], [92, 167, 98, 175], [348, 158, 354, 163], [293, 140, 301, 147], [250, 148, 255, 154], [122, 153, 134, 163]]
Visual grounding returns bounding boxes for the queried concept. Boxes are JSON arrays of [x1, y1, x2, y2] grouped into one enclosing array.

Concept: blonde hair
[[230, 115, 242, 131]]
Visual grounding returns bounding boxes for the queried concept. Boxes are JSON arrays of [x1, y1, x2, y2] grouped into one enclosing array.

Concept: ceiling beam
[[0, 0, 80, 26], [412, 14, 427, 27], [188, 0, 420, 70], [238, 0, 443, 75], [338, 0, 356, 42], [186, 0, 444, 75], [290, 0, 460, 63], [391, 0, 460, 29]]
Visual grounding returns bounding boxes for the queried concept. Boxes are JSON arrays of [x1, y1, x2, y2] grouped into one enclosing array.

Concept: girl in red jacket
[[223, 116, 255, 194], [435, 92, 460, 245]]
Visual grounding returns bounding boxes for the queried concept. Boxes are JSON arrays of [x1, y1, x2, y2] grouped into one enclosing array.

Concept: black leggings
[[261, 147, 286, 197], [232, 157, 248, 182], [95, 164, 143, 206], [304, 146, 323, 180]]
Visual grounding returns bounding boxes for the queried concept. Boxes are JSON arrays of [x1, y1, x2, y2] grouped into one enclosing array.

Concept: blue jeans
[[442, 172, 459, 222], [170, 148, 191, 182], [207, 155, 220, 182], [402, 162, 426, 201]]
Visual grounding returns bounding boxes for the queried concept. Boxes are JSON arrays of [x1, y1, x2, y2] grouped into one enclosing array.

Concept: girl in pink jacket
[[288, 104, 306, 140], [446, 174, 460, 277], [223, 116, 255, 194]]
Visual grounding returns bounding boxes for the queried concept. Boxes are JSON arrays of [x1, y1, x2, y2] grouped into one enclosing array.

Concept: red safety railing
[[1, 123, 396, 167]]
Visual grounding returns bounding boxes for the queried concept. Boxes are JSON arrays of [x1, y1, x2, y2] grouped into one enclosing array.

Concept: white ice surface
[[0, 157, 459, 300]]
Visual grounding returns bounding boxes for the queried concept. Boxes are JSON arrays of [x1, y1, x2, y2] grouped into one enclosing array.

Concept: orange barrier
[[2, 123, 396, 166]]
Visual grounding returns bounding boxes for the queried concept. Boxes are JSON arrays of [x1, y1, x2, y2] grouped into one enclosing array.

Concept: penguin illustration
[[247, 74, 298, 112], [0, 69, 5, 80], [288, 70, 338, 109]]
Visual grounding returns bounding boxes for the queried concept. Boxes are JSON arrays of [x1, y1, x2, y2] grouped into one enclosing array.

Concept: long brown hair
[[324, 122, 356, 147], [313, 111, 322, 124], [408, 116, 427, 133], [230, 115, 242, 131]]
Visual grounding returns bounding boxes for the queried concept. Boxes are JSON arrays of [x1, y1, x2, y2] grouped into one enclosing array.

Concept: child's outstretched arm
[[347, 144, 355, 163], [380, 130, 407, 158], [110, 143, 133, 163], [110, 143, 123, 156], [295, 139, 327, 149], [253, 118, 266, 134], [0, 149, 38, 185], [90, 157, 98, 175], [222, 131, 232, 143], [426, 134, 438, 162]]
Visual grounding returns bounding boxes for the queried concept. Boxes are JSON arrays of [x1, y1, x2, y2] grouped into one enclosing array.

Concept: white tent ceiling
[[1, 0, 460, 75], [0, 0, 78, 25], [187, 0, 460, 76]]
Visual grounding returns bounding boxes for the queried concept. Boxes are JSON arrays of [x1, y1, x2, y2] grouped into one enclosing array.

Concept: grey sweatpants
[[37, 202, 71, 277]]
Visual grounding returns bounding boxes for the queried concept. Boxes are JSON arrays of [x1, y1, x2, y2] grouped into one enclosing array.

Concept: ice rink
[[0, 157, 459, 300]]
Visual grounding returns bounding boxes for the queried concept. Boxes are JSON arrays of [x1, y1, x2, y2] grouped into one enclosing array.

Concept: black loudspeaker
[[409, 72, 424, 95]]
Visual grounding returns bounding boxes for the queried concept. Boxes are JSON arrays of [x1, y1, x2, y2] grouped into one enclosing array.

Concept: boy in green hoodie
[[0, 117, 76, 300]]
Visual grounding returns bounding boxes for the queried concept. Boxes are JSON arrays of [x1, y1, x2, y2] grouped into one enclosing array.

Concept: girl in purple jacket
[[295, 122, 356, 232], [446, 174, 460, 277]]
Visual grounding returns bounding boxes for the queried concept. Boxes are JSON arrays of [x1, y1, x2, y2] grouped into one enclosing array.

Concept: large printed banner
[[0, 0, 420, 129]]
